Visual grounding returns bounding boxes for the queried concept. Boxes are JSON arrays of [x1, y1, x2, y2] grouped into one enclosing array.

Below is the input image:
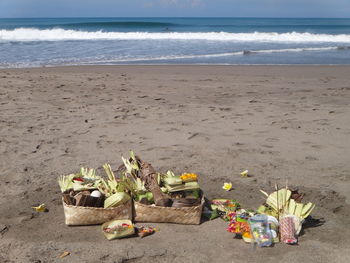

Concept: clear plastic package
[[248, 214, 273, 247]]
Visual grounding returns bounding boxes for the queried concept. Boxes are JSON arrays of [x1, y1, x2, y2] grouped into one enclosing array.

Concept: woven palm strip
[[63, 199, 132, 226], [133, 197, 204, 225]]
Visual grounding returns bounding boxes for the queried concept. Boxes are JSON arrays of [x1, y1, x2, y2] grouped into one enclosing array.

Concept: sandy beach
[[0, 65, 349, 262]]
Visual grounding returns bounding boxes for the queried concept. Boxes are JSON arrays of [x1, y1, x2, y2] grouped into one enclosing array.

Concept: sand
[[0, 65, 349, 263]]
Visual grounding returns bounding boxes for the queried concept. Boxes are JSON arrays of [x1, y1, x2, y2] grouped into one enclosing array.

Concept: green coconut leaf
[[58, 174, 75, 193]]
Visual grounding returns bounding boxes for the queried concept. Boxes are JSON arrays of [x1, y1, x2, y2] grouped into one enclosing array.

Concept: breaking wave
[[1, 28, 350, 42]]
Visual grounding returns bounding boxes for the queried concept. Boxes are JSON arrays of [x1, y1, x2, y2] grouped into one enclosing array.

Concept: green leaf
[[257, 205, 266, 214], [58, 174, 75, 192], [210, 209, 219, 220]]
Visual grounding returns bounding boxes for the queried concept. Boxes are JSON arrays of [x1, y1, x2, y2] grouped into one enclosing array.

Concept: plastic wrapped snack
[[248, 214, 273, 247], [280, 216, 298, 245]]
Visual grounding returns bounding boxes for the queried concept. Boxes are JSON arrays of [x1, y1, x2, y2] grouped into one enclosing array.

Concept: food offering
[[120, 151, 204, 224], [279, 215, 298, 244], [258, 187, 315, 241], [102, 220, 135, 240], [57, 151, 316, 246], [58, 167, 132, 226], [248, 214, 273, 247], [101, 220, 158, 240], [137, 226, 158, 238], [213, 186, 315, 247], [227, 212, 253, 243], [209, 199, 240, 220]]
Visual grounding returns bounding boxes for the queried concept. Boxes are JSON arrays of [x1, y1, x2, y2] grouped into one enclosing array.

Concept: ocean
[[0, 17, 350, 67]]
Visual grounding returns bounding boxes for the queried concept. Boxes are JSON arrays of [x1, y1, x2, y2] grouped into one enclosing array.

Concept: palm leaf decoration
[[58, 174, 75, 193], [96, 163, 127, 197], [120, 151, 149, 198]]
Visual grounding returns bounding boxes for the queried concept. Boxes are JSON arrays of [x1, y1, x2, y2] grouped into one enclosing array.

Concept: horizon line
[[1, 16, 350, 19]]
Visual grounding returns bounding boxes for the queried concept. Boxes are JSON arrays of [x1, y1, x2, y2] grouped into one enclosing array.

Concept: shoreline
[[2, 64, 350, 70]]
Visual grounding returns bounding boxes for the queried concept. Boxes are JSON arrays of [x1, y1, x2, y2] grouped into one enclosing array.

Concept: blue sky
[[0, 0, 349, 18]]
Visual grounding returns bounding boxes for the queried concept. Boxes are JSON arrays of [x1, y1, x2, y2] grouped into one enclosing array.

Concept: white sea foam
[[1, 28, 350, 43], [0, 45, 348, 68], [243, 46, 343, 54], [72, 46, 347, 64]]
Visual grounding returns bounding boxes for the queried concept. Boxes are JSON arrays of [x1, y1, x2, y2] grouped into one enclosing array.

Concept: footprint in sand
[[305, 156, 318, 161], [311, 145, 323, 149], [219, 107, 232, 111], [298, 89, 313, 93], [261, 144, 274, 149], [266, 138, 279, 142]]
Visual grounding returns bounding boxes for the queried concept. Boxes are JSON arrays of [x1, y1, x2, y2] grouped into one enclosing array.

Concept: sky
[[0, 0, 349, 18]]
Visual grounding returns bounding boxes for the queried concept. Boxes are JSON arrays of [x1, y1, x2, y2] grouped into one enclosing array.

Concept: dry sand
[[0, 65, 349, 262]]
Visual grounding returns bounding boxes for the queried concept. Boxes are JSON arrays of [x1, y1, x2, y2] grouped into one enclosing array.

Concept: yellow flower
[[222, 182, 232, 191], [32, 203, 46, 212], [180, 173, 198, 182], [240, 170, 249, 177]]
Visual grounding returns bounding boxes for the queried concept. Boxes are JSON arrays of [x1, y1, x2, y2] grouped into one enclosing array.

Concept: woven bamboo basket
[[62, 199, 132, 226], [133, 197, 204, 225]]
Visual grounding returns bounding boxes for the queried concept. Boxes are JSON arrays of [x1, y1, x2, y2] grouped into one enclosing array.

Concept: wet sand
[[0, 65, 349, 262]]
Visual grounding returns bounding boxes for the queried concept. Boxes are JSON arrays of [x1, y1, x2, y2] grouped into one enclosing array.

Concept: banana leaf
[[104, 192, 130, 208], [163, 176, 183, 186], [166, 181, 200, 192]]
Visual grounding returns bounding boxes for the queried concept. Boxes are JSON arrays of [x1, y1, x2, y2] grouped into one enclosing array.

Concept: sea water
[[0, 17, 350, 68]]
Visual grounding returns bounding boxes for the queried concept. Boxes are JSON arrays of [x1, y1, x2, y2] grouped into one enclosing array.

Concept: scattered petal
[[59, 251, 70, 259], [31, 203, 46, 212], [222, 182, 233, 191], [240, 170, 249, 177]]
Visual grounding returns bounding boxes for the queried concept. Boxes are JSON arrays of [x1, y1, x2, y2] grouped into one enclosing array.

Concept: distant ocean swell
[[2, 28, 350, 43], [55, 21, 178, 28]]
